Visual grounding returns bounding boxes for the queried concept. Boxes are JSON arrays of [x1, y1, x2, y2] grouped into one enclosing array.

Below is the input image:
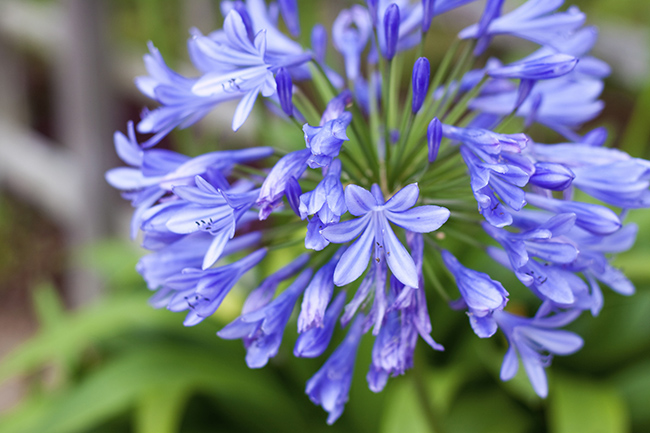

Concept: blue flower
[[411, 57, 430, 113], [162, 248, 266, 326], [109, 0, 649, 423], [565, 223, 638, 298], [256, 149, 311, 219], [299, 159, 347, 223], [218, 268, 313, 368], [190, 10, 310, 131], [277, 0, 300, 37], [469, 76, 604, 139], [295, 291, 347, 358], [298, 248, 346, 333], [494, 308, 583, 398], [482, 213, 578, 272], [303, 114, 353, 169], [368, 233, 444, 391], [322, 183, 450, 288], [460, 0, 586, 49], [105, 122, 273, 238], [135, 42, 230, 145], [531, 142, 650, 208], [332, 6, 372, 81], [305, 314, 365, 425], [427, 117, 442, 163], [140, 231, 261, 293], [442, 249, 509, 338], [525, 193, 621, 235], [241, 253, 310, 314], [528, 162, 575, 190], [275, 67, 294, 116], [382, 4, 400, 60]]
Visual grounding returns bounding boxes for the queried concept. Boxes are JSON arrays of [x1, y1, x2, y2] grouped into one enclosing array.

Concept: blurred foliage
[[1, 0, 650, 432]]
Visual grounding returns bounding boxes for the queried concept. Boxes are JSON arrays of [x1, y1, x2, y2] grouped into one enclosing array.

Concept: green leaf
[[31, 282, 65, 328], [612, 359, 650, 428], [380, 377, 431, 433], [380, 356, 479, 433], [0, 343, 305, 433], [444, 389, 532, 433], [135, 385, 190, 433], [0, 295, 177, 384], [548, 374, 629, 433]]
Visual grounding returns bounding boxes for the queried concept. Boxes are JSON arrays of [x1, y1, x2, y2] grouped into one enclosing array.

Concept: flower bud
[[275, 68, 294, 117], [529, 162, 575, 191], [411, 57, 430, 113], [311, 24, 327, 62], [427, 117, 442, 162], [383, 4, 400, 60], [278, 0, 300, 37], [422, 0, 435, 33], [366, 0, 379, 26]]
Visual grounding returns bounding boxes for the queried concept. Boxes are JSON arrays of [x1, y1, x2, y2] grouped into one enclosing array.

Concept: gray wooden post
[[55, 0, 116, 306]]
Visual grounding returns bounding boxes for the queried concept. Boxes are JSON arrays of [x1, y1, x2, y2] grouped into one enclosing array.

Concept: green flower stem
[[309, 61, 376, 181], [417, 39, 460, 124], [261, 221, 307, 243], [338, 151, 367, 185], [368, 63, 383, 157], [418, 146, 463, 179], [421, 176, 471, 193], [388, 57, 403, 132], [394, 42, 474, 186], [232, 164, 269, 178], [441, 75, 488, 126], [291, 116, 305, 132], [392, 52, 460, 183], [293, 88, 322, 125], [267, 237, 307, 251], [493, 110, 520, 134], [349, 100, 380, 180], [368, 62, 388, 191], [381, 57, 393, 169], [389, 113, 415, 188], [422, 198, 476, 209], [432, 41, 476, 119], [395, 137, 461, 186], [411, 355, 445, 433], [422, 237, 452, 302]]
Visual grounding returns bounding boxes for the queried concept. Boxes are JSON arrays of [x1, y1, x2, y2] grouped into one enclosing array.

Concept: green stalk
[[393, 41, 475, 186], [381, 57, 392, 169], [411, 357, 445, 433], [442, 75, 488, 125], [308, 61, 375, 181], [417, 39, 460, 123], [338, 151, 367, 185], [293, 88, 322, 125], [389, 113, 415, 188], [387, 57, 403, 132], [389, 41, 460, 181], [432, 41, 476, 119]]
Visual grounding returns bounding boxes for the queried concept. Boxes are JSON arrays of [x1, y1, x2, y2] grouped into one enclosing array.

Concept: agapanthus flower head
[[108, 0, 649, 423], [494, 308, 583, 398]]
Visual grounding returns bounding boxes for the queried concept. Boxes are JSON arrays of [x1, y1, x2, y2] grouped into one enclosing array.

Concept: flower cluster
[[107, 0, 648, 423]]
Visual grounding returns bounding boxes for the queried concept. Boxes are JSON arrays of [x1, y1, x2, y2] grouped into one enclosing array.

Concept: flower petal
[[384, 205, 450, 233], [333, 225, 375, 286], [344, 184, 377, 216], [383, 183, 420, 212], [380, 218, 418, 288], [321, 214, 371, 243]]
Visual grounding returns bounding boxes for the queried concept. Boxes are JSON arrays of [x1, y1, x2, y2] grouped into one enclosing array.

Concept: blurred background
[[0, 0, 648, 432]]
